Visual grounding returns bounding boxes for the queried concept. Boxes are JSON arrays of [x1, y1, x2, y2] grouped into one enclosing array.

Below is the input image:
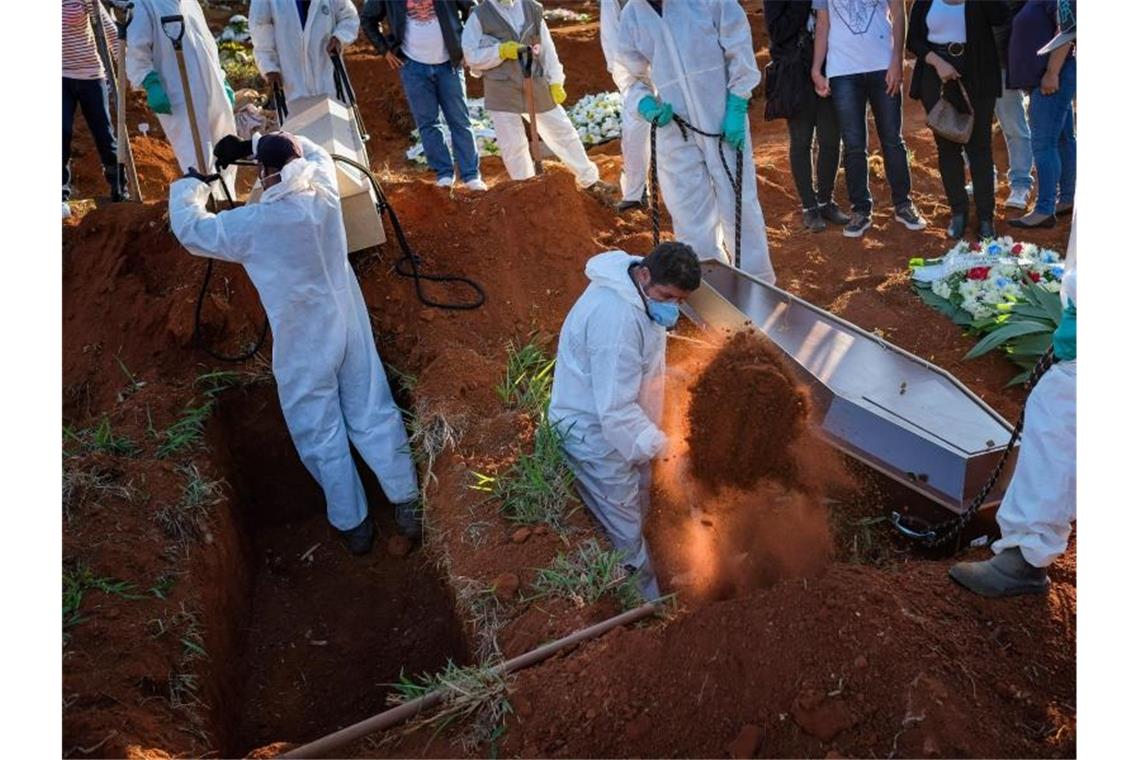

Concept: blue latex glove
[[637, 95, 674, 126], [721, 92, 750, 150], [1052, 303, 1076, 361], [224, 79, 235, 107], [143, 71, 171, 115]]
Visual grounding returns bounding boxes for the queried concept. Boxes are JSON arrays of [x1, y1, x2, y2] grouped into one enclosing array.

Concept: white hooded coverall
[[127, 0, 237, 196], [461, 0, 601, 187], [549, 251, 669, 574], [168, 136, 419, 532], [249, 0, 360, 112], [616, 0, 776, 283], [991, 245, 1077, 568], [600, 0, 650, 203]]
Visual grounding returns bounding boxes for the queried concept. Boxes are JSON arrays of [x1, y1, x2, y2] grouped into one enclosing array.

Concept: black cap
[[256, 131, 303, 172]]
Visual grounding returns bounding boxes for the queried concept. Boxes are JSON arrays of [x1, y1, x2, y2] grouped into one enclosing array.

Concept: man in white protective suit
[[128, 0, 237, 197], [249, 0, 360, 113], [549, 242, 702, 601], [616, 0, 776, 283], [168, 131, 421, 556], [600, 0, 650, 212], [950, 219, 1077, 597], [461, 0, 609, 196]]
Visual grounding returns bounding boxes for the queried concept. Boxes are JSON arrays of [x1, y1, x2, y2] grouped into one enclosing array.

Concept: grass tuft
[[62, 465, 137, 521], [156, 402, 214, 459], [155, 464, 224, 548], [389, 660, 512, 752], [496, 338, 556, 417], [526, 539, 638, 608], [63, 563, 141, 644], [472, 418, 579, 529], [65, 416, 140, 457]]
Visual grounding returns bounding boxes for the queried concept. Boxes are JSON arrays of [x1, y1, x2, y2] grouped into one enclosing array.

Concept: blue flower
[[1042, 251, 1057, 263], [1051, 265, 1065, 278], [995, 276, 1011, 288], [986, 242, 1002, 255]]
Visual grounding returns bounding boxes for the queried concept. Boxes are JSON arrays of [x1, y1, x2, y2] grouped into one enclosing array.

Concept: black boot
[[105, 164, 127, 203], [340, 515, 375, 556], [977, 218, 996, 241], [947, 212, 967, 240], [802, 207, 826, 233], [394, 499, 423, 540]]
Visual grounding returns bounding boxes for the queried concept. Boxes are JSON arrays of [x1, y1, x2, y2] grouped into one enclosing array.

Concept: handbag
[[925, 79, 975, 144], [763, 28, 812, 121]]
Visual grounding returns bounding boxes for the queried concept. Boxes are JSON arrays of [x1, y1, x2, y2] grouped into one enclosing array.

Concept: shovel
[[160, 14, 210, 174], [88, 0, 143, 200], [518, 46, 543, 175]]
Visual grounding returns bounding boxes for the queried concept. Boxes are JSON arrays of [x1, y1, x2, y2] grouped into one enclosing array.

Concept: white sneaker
[[464, 178, 488, 192], [435, 176, 454, 188], [62, 202, 71, 219], [1005, 186, 1031, 210]]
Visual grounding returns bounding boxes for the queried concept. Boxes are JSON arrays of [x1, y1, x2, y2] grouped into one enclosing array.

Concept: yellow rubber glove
[[550, 82, 567, 105], [499, 41, 523, 60]]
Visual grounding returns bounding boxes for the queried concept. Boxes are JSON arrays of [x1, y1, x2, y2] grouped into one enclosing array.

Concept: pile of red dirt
[[687, 329, 810, 491]]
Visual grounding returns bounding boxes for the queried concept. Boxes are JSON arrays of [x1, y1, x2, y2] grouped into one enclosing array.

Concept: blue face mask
[[646, 298, 680, 329]]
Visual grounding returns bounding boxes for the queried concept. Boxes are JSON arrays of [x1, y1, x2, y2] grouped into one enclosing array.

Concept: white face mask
[[497, 0, 518, 6]]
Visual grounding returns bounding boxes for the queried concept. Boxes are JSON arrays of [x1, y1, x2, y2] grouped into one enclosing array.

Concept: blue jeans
[[994, 69, 1034, 193], [830, 69, 913, 215], [1028, 57, 1076, 215], [63, 76, 119, 200], [398, 58, 480, 182]]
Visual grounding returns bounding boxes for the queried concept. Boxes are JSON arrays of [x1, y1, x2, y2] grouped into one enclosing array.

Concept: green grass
[[471, 417, 578, 529], [63, 563, 141, 644], [389, 660, 513, 751], [65, 416, 140, 457], [169, 605, 207, 710], [496, 338, 556, 417], [155, 465, 223, 547], [156, 402, 214, 459], [527, 539, 639, 609], [195, 370, 249, 398]]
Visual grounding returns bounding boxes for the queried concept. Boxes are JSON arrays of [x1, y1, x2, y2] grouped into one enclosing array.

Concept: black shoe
[[1055, 202, 1074, 217], [843, 211, 873, 238], [802, 207, 826, 233], [1009, 212, 1057, 229], [340, 515, 375, 556], [616, 198, 645, 212], [894, 203, 928, 231], [818, 201, 850, 226], [977, 219, 996, 240], [394, 500, 423, 539], [947, 213, 967, 240]]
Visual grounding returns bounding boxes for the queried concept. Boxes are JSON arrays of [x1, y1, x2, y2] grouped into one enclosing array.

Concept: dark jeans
[[830, 69, 913, 215], [398, 58, 480, 182], [63, 76, 119, 200], [787, 90, 841, 210], [1028, 56, 1076, 215], [919, 62, 997, 222]]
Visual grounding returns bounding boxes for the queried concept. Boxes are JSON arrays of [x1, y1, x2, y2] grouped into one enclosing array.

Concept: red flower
[[1029, 271, 1041, 282], [971, 241, 982, 252], [1012, 243, 1023, 254], [967, 267, 991, 280]]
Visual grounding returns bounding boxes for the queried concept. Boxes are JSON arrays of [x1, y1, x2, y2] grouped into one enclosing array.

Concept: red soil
[[61, 2, 1075, 757]]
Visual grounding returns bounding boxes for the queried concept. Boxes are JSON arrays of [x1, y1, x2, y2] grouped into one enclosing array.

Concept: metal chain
[[891, 346, 1057, 548]]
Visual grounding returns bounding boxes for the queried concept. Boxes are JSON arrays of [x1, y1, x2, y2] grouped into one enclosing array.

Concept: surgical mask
[[646, 298, 680, 329]]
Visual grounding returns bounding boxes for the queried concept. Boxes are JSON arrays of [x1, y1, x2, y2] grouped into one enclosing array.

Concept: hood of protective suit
[[260, 158, 321, 204], [584, 250, 647, 312]]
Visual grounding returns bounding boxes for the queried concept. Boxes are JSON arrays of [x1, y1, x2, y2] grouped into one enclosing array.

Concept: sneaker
[[1055, 202, 1073, 217], [1005, 186, 1031, 210], [802, 207, 826, 233], [977, 219, 996, 240], [843, 211, 873, 238], [435, 175, 455, 188], [1008, 211, 1056, 229], [394, 499, 423, 540], [464, 177, 488, 192], [894, 203, 928, 231], [818, 201, 850, 226], [947, 213, 967, 240], [339, 515, 375, 556]]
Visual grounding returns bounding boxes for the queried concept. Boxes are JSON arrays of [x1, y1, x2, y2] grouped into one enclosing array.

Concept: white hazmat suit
[[991, 242, 1077, 568], [461, 0, 600, 187], [249, 0, 360, 112], [549, 251, 669, 581], [128, 0, 237, 196], [616, 0, 775, 283], [600, 0, 650, 204], [168, 136, 419, 532]]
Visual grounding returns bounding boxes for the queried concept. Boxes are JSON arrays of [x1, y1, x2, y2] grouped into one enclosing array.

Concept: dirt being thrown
[[686, 329, 809, 491]]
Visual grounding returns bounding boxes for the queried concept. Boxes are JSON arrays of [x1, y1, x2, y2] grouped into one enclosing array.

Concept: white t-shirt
[[401, 0, 449, 65], [813, 0, 896, 78], [926, 0, 967, 45]]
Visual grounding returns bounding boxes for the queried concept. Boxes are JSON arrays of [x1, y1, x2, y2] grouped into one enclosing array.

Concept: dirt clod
[[511, 527, 533, 544], [687, 330, 808, 491], [791, 688, 859, 742], [729, 723, 763, 758], [492, 572, 521, 601], [386, 535, 414, 557]]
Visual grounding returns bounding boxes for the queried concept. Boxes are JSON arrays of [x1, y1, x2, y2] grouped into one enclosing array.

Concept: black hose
[[332, 154, 486, 310]]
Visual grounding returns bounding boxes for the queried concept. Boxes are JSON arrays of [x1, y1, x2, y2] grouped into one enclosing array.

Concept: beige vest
[[474, 0, 557, 114]]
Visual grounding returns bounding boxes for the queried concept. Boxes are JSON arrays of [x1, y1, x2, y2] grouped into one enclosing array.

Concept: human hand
[[327, 37, 342, 55], [499, 40, 523, 60], [550, 82, 567, 105], [929, 54, 959, 83], [214, 134, 253, 169], [812, 69, 830, 97], [183, 167, 216, 185], [383, 51, 404, 70], [886, 59, 904, 96], [1040, 69, 1060, 95]]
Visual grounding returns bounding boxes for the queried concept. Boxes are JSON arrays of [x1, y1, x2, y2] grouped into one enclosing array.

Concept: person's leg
[[814, 92, 842, 208], [534, 106, 601, 187], [918, 68, 969, 221], [829, 74, 872, 217], [1055, 58, 1077, 210], [566, 450, 655, 584], [965, 92, 998, 227], [655, 126, 722, 262], [786, 97, 819, 210], [398, 59, 455, 181], [865, 69, 914, 212], [75, 77, 121, 197], [707, 127, 775, 283], [62, 78, 79, 201], [619, 84, 651, 202], [1026, 84, 1066, 216], [489, 111, 536, 180], [993, 73, 1034, 194], [435, 62, 481, 183]]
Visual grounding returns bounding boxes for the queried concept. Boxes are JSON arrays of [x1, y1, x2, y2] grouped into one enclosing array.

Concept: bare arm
[[886, 0, 906, 96], [811, 8, 830, 96], [1040, 41, 1072, 95]]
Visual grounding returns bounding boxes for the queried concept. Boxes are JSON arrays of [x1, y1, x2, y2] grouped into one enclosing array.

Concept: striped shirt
[[62, 0, 117, 80]]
